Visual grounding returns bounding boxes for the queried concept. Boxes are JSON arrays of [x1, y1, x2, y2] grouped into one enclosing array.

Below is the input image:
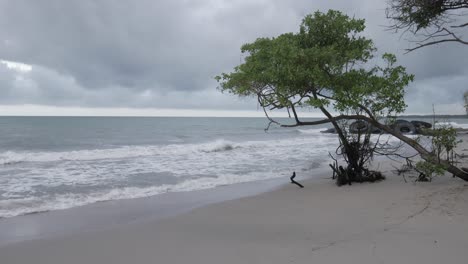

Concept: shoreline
[[1, 161, 468, 263], [0, 166, 330, 247]]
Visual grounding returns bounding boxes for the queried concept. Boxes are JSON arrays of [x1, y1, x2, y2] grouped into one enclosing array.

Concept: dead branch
[[290, 171, 304, 188]]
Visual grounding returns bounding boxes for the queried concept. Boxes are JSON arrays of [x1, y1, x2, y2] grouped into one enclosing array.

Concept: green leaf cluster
[[429, 124, 461, 162], [391, 0, 447, 31], [415, 160, 446, 181], [216, 10, 414, 117]]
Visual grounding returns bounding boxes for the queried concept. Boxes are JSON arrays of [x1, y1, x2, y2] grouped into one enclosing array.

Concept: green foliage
[[415, 160, 446, 181], [216, 10, 413, 118], [216, 10, 416, 185], [429, 123, 461, 163], [413, 123, 461, 181], [395, 0, 445, 30]]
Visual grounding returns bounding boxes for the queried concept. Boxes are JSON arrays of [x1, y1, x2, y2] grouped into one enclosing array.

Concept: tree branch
[[405, 37, 468, 52], [280, 112, 468, 181], [452, 22, 468, 28]]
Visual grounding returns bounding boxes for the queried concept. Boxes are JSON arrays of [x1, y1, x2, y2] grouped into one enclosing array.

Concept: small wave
[[436, 122, 468, 129], [197, 139, 238, 153], [297, 128, 329, 134], [0, 169, 299, 218], [0, 135, 341, 218], [0, 134, 340, 165], [0, 185, 171, 218], [0, 139, 242, 165]]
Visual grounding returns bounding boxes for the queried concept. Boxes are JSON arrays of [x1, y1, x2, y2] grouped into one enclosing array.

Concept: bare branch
[[405, 36, 468, 52], [386, 0, 468, 51], [452, 21, 468, 28]]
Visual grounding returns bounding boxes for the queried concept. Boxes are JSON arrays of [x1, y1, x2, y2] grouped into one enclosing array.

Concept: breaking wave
[[0, 139, 242, 165], [297, 128, 329, 134], [0, 134, 338, 218]]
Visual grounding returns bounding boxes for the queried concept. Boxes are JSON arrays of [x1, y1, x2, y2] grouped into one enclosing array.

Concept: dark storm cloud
[[1, 0, 217, 90], [0, 0, 467, 113]]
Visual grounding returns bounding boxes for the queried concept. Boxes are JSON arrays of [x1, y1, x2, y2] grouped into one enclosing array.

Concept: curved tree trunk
[[312, 92, 363, 178], [281, 113, 468, 182], [364, 117, 468, 182]]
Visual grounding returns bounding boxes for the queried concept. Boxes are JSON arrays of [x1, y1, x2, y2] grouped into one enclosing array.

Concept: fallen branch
[[290, 171, 304, 188]]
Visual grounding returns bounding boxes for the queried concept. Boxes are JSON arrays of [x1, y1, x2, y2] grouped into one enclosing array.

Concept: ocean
[[0, 116, 467, 218]]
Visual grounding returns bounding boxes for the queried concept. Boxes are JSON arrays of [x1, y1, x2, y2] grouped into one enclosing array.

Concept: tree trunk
[[365, 117, 468, 182], [311, 91, 363, 178], [279, 112, 468, 182]]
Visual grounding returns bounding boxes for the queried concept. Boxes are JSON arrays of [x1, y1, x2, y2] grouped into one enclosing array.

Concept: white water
[[2, 117, 466, 219], [0, 133, 339, 218], [436, 121, 468, 129]]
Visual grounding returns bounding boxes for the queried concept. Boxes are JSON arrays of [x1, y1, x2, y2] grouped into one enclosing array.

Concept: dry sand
[[1, 137, 468, 264]]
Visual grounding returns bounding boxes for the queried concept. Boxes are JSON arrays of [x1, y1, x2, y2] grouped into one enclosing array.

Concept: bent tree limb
[[359, 117, 468, 181], [282, 113, 468, 182]]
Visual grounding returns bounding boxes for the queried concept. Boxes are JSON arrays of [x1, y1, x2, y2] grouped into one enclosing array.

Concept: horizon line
[[0, 104, 464, 118]]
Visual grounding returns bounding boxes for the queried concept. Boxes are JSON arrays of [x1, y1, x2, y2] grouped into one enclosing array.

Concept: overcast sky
[[0, 0, 467, 116]]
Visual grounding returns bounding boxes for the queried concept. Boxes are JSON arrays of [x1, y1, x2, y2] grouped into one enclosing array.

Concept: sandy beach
[[1, 142, 468, 264], [2, 0, 468, 263]]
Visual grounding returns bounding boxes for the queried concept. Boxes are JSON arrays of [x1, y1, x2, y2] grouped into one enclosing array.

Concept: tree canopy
[[386, 0, 468, 51], [216, 10, 413, 122]]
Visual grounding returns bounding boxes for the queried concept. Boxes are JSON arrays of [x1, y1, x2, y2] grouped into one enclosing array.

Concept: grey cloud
[[0, 0, 467, 113], [0, 0, 298, 92], [0, 62, 256, 109], [405, 75, 468, 114]]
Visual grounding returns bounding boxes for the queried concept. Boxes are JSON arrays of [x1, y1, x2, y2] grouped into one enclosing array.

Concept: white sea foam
[[0, 132, 339, 218], [0, 139, 241, 165], [0, 166, 320, 218], [0, 127, 420, 219], [2, 116, 466, 219], [0, 133, 340, 166], [436, 122, 468, 129], [197, 139, 238, 153], [298, 128, 332, 134]]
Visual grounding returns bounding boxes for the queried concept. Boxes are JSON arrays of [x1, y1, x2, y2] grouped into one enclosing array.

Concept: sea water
[[0, 116, 467, 218]]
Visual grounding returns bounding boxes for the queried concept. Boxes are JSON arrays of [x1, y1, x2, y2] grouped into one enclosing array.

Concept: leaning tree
[[386, 0, 468, 52], [216, 10, 468, 182]]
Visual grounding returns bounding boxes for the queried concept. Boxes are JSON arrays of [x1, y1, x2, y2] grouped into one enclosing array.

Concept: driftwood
[[290, 171, 304, 188], [392, 164, 412, 183], [330, 162, 385, 186], [329, 152, 339, 179]]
